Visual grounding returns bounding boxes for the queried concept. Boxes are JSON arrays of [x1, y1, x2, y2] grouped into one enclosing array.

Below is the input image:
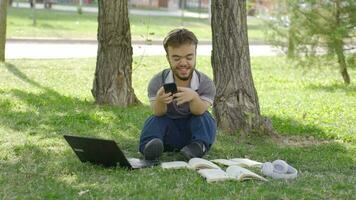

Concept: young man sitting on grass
[[138, 28, 217, 161]]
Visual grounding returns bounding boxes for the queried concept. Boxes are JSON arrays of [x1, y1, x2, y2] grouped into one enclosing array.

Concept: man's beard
[[173, 66, 195, 81]]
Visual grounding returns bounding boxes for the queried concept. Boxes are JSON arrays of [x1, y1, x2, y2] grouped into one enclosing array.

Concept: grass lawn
[[0, 56, 355, 199], [7, 7, 266, 42]]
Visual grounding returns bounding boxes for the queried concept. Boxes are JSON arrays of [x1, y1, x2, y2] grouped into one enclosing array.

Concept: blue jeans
[[139, 112, 217, 153]]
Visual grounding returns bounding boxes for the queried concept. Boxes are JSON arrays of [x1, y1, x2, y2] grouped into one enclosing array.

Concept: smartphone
[[163, 83, 177, 94]]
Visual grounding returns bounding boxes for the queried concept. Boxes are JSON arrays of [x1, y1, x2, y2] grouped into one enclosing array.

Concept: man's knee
[[190, 112, 217, 147], [139, 115, 171, 152], [191, 112, 216, 129], [191, 111, 214, 120]]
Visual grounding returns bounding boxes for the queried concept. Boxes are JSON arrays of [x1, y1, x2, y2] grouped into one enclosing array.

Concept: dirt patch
[[276, 135, 331, 147]]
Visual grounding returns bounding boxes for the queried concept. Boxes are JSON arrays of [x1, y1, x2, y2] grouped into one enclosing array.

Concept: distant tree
[[31, 0, 36, 26], [267, 0, 355, 85], [0, 0, 8, 62], [92, 0, 141, 106], [77, 0, 83, 15], [211, 0, 275, 136]]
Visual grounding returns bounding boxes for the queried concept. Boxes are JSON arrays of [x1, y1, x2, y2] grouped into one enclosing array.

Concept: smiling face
[[167, 42, 196, 81]]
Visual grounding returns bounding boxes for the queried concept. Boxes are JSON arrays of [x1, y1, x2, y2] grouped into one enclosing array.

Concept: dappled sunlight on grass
[[0, 57, 355, 199], [1, 57, 355, 143], [250, 57, 356, 143]]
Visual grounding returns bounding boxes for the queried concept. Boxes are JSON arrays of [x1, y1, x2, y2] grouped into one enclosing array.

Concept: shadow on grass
[[209, 114, 339, 159], [269, 115, 328, 139], [0, 143, 76, 198], [306, 83, 356, 94], [2, 129, 355, 199], [2, 63, 338, 150], [0, 142, 141, 199], [1, 63, 152, 152], [210, 133, 355, 179]]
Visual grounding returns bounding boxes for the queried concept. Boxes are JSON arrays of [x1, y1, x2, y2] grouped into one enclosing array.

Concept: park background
[[0, 0, 355, 199]]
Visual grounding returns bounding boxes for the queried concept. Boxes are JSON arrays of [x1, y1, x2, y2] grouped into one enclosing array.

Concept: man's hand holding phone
[[155, 82, 178, 105], [160, 83, 200, 106], [163, 83, 178, 95], [156, 87, 174, 105], [161, 83, 199, 105]]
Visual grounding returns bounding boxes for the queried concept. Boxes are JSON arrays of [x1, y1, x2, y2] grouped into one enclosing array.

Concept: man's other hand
[[173, 87, 199, 105]]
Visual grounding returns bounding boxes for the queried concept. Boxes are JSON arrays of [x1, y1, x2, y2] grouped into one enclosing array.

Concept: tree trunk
[[334, 39, 350, 85], [286, 0, 297, 59], [92, 0, 141, 106], [0, 0, 8, 62], [211, 0, 275, 136], [334, 0, 350, 85], [287, 16, 296, 59]]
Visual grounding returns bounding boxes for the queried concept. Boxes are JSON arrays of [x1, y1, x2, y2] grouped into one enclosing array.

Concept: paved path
[[5, 39, 284, 59]]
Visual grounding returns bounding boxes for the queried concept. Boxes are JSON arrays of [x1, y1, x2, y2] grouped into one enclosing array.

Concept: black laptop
[[63, 135, 157, 169]]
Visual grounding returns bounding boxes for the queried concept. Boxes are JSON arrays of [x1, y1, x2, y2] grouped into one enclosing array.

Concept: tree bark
[[0, 0, 8, 62], [92, 0, 141, 106], [211, 0, 275, 136]]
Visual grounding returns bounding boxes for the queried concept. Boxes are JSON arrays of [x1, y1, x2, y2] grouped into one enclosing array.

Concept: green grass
[[0, 57, 355, 199], [7, 7, 266, 42]]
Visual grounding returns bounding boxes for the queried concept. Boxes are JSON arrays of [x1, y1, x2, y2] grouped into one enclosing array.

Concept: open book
[[198, 166, 268, 183], [211, 158, 262, 168], [161, 158, 267, 183], [161, 158, 221, 170]]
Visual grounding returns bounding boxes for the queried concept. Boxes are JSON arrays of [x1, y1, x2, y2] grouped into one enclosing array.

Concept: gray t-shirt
[[148, 69, 216, 119]]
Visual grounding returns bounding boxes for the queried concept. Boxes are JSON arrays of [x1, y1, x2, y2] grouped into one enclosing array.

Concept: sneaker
[[143, 138, 163, 160], [180, 141, 207, 160]]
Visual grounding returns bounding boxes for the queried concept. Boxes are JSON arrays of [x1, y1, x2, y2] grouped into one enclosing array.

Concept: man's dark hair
[[163, 28, 198, 54]]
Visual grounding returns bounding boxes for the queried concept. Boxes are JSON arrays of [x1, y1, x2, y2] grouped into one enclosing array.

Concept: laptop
[[63, 135, 158, 169]]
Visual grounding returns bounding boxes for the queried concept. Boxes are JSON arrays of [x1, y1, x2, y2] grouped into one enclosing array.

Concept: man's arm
[[189, 94, 210, 115], [174, 87, 210, 115]]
